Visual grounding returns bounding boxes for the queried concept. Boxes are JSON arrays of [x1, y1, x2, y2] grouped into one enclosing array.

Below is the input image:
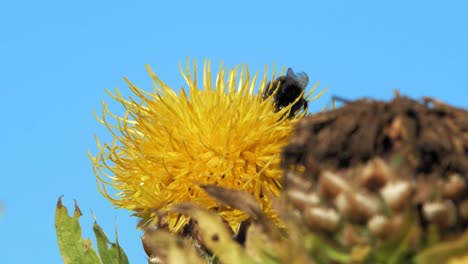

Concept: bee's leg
[[262, 81, 272, 100], [302, 100, 308, 115]]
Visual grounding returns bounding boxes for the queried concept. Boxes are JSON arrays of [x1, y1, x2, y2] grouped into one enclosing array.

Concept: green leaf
[[55, 196, 102, 264], [93, 220, 129, 264]]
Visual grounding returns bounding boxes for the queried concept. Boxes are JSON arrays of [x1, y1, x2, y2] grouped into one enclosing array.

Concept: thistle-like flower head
[[90, 59, 325, 231]]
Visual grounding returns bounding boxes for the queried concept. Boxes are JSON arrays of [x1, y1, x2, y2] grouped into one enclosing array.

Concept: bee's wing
[[296, 72, 309, 88], [287, 67, 309, 88]]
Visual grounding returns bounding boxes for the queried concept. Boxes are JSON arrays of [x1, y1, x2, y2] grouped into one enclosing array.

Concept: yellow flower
[[89, 59, 326, 232]]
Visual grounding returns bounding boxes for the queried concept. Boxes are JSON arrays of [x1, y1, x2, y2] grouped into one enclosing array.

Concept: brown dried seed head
[[367, 215, 389, 239], [388, 115, 407, 141], [422, 200, 456, 228], [380, 181, 413, 211], [304, 206, 341, 232], [367, 214, 403, 240], [340, 224, 368, 247], [286, 190, 320, 211], [442, 173, 466, 200], [335, 193, 354, 220], [290, 121, 310, 145], [463, 133, 468, 147], [335, 192, 379, 222], [318, 171, 350, 200], [458, 200, 468, 222], [355, 193, 380, 216], [413, 176, 439, 204], [358, 158, 392, 191], [284, 170, 314, 191]]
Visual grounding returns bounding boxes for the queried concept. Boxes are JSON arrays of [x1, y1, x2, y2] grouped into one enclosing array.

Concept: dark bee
[[263, 68, 309, 118]]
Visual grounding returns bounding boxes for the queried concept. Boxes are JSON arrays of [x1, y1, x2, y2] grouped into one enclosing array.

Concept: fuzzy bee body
[[263, 68, 309, 118]]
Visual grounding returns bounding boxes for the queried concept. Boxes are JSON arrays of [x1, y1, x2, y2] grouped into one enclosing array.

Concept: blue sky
[[0, 0, 467, 263]]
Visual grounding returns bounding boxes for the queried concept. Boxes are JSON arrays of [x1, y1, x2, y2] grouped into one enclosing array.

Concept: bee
[[263, 67, 309, 118]]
